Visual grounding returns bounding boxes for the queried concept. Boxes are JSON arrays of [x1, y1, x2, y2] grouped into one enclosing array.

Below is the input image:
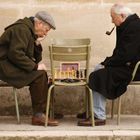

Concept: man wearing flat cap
[[0, 11, 58, 126]]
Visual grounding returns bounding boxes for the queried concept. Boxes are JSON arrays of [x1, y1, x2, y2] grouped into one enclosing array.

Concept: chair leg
[[13, 87, 20, 124], [86, 86, 95, 126], [85, 88, 89, 118], [51, 90, 55, 119], [117, 97, 121, 125], [111, 100, 115, 119], [45, 85, 55, 127]]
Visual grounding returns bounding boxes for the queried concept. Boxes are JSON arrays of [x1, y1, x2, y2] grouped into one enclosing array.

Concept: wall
[[0, 0, 140, 115]]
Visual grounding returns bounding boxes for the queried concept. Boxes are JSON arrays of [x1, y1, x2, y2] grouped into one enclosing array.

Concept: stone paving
[[0, 115, 139, 140]]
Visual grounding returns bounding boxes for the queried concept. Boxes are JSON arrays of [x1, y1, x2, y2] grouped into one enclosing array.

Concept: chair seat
[[130, 81, 140, 85], [0, 80, 12, 87], [54, 80, 87, 86]]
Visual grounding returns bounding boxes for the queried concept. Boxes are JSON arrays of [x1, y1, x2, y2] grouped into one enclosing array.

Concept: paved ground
[[0, 115, 139, 140], [0, 115, 139, 131]]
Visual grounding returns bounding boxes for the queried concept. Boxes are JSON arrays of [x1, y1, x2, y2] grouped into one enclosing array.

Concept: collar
[[117, 14, 139, 31]]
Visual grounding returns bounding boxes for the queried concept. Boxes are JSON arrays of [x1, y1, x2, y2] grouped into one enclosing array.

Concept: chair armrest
[[131, 61, 140, 81]]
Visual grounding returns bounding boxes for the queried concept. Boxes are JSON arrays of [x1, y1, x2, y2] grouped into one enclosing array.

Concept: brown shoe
[[32, 114, 59, 126], [77, 118, 106, 126], [47, 119, 59, 126], [95, 119, 106, 126]]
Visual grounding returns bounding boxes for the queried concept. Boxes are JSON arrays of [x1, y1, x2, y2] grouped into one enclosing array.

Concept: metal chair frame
[[111, 61, 140, 125], [45, 38, 95, 126], [0, 81, 20, 124]]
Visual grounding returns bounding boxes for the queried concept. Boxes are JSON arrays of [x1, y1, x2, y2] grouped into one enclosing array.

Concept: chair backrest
[[49, 38, 91, 83]]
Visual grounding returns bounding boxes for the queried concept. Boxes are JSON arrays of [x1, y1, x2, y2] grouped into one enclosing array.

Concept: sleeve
[[34, 44, 43, 63], [7, 26, 37, 72]]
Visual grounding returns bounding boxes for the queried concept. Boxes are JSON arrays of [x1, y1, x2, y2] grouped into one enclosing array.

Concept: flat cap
[[35, 11, 56, 30]]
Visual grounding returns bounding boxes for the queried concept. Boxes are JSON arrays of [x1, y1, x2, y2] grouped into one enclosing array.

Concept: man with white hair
[[0, 11, 58, 126], [78, 3, 140, 126]]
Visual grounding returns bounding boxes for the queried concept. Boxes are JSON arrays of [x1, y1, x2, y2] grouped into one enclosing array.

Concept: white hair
[[34, 17, 50, 28], [112, 4, 133, 18]]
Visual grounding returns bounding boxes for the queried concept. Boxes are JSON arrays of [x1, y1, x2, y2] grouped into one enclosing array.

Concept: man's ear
[[121, 14, 126, 19], [36, 20, 42, 26]]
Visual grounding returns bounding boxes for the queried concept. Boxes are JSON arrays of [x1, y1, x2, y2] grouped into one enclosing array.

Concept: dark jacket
[[0, 17, 45, 88], [89, 14, 140, 99]]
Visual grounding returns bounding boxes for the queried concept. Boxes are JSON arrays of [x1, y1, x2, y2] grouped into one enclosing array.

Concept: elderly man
[[0, 11, 58, 126], [78, 3, 140, 126]]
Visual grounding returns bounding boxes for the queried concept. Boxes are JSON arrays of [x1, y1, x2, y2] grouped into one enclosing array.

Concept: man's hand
[[35, 36, 46, 46], [94, 64, 105, 72], [37, 63, 47, 71]]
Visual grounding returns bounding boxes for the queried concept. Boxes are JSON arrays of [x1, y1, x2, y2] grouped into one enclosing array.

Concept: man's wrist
[[33, 64, 38, 70], [35, 40, 41, 46]]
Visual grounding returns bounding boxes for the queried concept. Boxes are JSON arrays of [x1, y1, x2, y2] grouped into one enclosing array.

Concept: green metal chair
[[0, 80, 20, 124], [111, 61, 140, 125], [45, 38, 95, 126]]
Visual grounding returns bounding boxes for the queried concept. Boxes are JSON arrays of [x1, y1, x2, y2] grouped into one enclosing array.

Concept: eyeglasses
[[42, 21, 51, 31]]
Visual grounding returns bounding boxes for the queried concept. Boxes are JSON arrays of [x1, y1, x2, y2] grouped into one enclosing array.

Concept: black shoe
[[54, 113, 64, 119], [77, 112, 100, 120], [77, 112, 87, 119]]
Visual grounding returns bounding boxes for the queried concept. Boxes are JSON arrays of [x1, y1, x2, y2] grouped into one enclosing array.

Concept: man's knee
[[38, 70, 48, 81], [31, 70, 48, 85], [94, 64, 104, 72]]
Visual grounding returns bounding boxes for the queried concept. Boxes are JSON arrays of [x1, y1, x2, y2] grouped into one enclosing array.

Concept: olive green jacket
[[0, 17, 45, 88]]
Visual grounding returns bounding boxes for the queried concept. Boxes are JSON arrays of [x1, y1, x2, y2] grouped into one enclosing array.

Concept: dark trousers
[[29, 71, 48, 114]]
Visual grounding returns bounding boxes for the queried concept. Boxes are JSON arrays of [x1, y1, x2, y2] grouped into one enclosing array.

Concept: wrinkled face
[[111, 9, 125, 26], [35, 20, 51, 37]]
